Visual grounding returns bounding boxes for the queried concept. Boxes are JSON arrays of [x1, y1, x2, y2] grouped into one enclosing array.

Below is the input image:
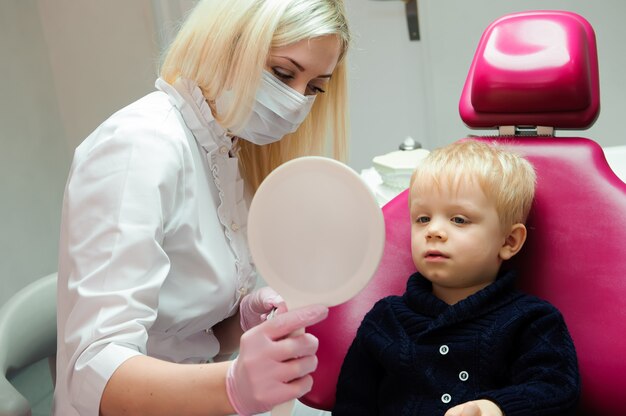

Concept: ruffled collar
[[155, 77, 231, 152], [155, 77, 256, 308]]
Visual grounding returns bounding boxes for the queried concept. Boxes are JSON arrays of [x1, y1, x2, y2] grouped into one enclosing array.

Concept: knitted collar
[[402, 269, 522, 326]]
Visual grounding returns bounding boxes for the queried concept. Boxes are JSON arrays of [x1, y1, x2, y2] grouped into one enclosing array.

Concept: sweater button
[[441, 393, 451, 404], [459, 371, 469, 381], [439, 345, 449, 355]]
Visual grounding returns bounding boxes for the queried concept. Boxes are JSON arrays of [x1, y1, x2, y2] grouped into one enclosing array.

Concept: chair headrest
[[459, 10, 600, 130]]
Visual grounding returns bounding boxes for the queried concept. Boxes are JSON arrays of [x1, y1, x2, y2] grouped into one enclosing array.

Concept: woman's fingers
[[263, 304, 328, 341]]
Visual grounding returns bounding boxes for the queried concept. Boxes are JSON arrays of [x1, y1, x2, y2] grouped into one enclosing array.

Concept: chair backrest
[[0, 273, 57, 416], [301, 11, 626, 414]]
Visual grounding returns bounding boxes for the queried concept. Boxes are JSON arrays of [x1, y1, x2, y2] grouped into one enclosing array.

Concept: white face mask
[[216, 70, 316, 145]]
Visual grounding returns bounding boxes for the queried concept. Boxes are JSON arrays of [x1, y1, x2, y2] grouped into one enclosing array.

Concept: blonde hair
[[160, 0, 351, 191], [410, 140, 537, 229]]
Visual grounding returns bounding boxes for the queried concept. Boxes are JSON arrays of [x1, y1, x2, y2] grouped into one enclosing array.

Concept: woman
[[53, 0, 351, 414]]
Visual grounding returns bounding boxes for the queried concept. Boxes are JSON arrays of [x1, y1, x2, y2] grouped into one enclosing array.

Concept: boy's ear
[[499, 223, 527, 260]]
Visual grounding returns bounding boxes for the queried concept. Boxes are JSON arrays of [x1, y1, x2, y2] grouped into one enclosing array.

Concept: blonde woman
[[53, 0, 350, 414]]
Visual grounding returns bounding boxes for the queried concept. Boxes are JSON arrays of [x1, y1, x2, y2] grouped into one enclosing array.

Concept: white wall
[[343, 0, 429, 170], [1, 0, 625, 304], [0, 1, 70, 306], [0, 0, 161, 305], [37, 0, 160, 151]]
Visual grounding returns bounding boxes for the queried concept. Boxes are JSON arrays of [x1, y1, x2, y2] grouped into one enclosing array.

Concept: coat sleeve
[[56, 107, 188, 415], [333, 303, 393, 416], [479, 303, 581, 416]]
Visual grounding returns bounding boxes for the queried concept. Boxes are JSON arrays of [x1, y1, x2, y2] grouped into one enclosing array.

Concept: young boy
[[333, 140, 580, 416]]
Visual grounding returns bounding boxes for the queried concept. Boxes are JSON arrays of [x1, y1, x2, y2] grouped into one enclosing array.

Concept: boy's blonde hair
[[410, 140, 537, 229], [160, 0, 351, 192]]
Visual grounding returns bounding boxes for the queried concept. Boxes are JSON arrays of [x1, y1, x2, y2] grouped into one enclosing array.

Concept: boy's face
[[409, 178, 508, 304]]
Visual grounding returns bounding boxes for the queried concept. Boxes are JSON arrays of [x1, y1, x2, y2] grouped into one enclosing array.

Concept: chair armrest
[[0, 377, 30, 416], [0, 272, 57, 416]]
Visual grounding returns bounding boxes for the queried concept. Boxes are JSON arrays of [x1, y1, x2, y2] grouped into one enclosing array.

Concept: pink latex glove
[[239, 286, 286, 332], [226, 304, 328, 416]]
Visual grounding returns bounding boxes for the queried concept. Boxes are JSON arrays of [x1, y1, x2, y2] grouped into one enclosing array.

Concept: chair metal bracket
[[499, 126, 555, 137]]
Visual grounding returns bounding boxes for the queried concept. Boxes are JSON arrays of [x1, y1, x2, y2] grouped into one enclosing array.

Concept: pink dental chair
[[302, 10, 626, 415]]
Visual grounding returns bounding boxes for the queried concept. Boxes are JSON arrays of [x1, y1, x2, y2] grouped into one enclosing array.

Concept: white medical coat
[[53, 78, 256, 415]]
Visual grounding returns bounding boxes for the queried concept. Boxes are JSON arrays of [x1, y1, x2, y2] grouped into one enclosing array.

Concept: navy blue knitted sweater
[[333, 270, 580, 416]]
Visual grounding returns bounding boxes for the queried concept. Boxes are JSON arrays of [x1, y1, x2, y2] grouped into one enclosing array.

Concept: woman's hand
[[445, 400, 504, 416], [239, 286, 286, 331], [226, 303, 328, 415]]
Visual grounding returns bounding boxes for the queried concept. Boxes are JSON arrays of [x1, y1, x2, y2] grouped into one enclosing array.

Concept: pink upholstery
[[490, 137, 626, 414], [301, 10, 626, 414], [459, 10, 600, 128]]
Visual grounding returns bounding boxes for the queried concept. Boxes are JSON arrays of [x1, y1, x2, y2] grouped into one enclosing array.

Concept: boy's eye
[[416, 216, 430, 224], [451, 216, 468, 224]]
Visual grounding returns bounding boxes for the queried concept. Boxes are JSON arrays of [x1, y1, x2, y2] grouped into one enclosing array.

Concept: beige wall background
[[1, 0, 625, 305], [0, 0, 161, 305]]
